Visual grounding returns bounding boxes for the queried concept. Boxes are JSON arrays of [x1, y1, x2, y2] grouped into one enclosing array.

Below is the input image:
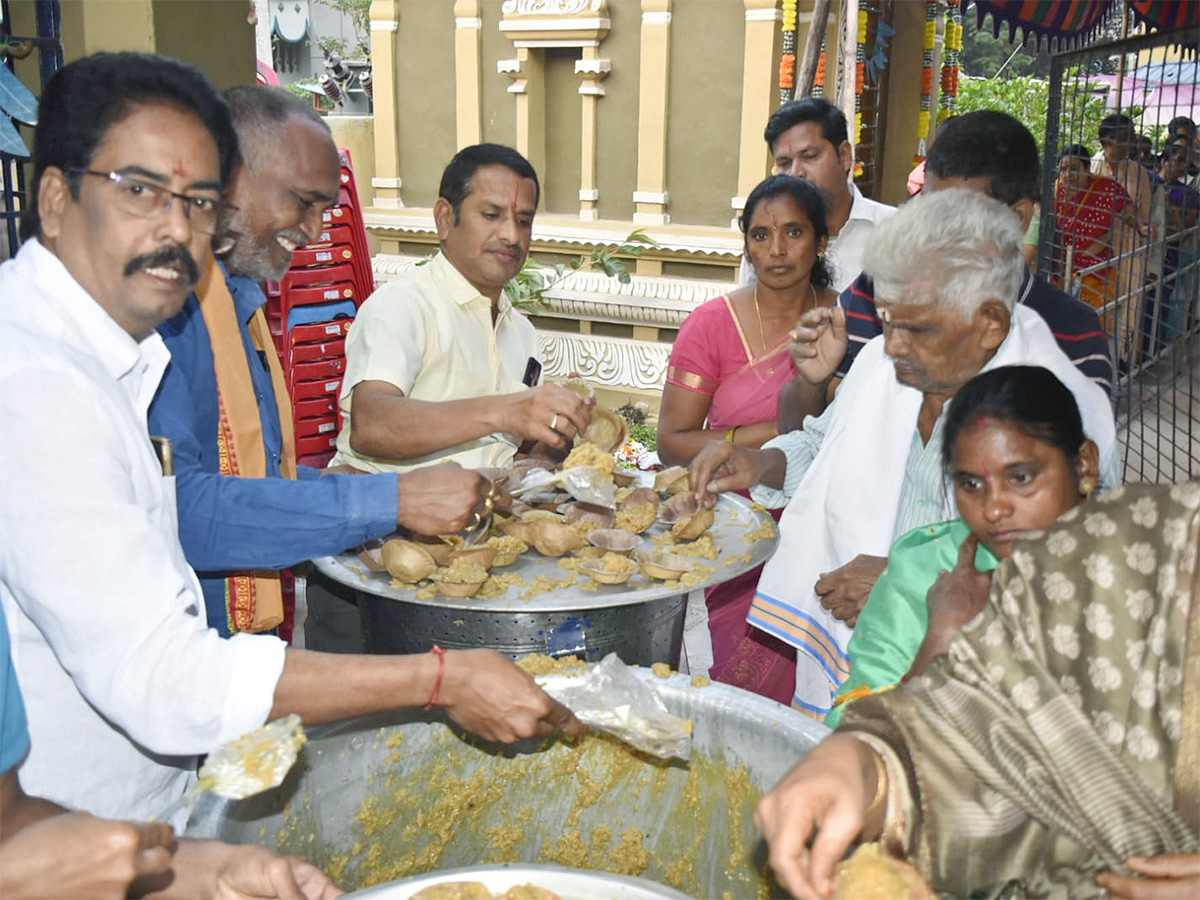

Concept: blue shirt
[[149, 265, 398, 635], [1, 605, 29, 775]]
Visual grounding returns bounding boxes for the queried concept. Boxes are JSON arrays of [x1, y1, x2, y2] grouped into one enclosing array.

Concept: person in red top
[[1055, 143, 1130, 319]]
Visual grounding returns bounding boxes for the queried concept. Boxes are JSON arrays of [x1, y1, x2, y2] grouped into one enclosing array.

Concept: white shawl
[[748, 305, 1117, 717]]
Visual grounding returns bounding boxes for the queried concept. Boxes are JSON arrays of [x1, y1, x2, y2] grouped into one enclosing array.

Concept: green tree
[[960, 11, 1052, 79], [957, 73, 1111, 155]]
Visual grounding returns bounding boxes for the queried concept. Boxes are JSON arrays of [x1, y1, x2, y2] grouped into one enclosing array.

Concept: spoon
[[154, 714, 307, 823]]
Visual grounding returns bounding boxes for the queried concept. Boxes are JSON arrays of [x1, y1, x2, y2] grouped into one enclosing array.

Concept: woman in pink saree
[[658, 175, 837, 704]]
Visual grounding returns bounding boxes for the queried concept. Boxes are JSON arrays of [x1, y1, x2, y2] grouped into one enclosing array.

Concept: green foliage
[[959, 11, 1051, 79], [627, 422, 657, 451], [502, 230, 661, 313], [312, 0, 372, 58], [957, 74, 1111, 155], [315, 35, 351, 59], [282, 80, 333, 111]]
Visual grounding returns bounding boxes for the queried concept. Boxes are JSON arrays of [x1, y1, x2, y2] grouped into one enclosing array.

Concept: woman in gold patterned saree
[[755, 481, 1199, 899]]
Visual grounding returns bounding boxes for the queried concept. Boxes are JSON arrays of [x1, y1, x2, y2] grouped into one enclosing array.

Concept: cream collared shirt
[[0, 239, 286, 825], [332, 252, 536, 474]]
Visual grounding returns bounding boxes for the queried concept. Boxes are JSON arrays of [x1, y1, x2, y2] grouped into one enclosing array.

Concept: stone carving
[[371, 254, 725, 330], [537, 332, 669, 390], [501, 0, 602, 15]]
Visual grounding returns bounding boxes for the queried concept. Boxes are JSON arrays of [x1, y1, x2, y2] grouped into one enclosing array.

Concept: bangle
[[864, 749, 888, 818], [424, 645, 446, 710], [725, 426, 739, 444]]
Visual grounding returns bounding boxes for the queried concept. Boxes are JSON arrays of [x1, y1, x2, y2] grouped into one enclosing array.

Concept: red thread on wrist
[[425, 645, 446, 710]]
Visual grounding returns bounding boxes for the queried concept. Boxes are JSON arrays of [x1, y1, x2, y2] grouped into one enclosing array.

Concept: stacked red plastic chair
[[265, 148, 375, 467]]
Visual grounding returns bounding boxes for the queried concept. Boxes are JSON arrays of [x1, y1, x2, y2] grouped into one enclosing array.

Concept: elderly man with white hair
[[689, 189, 1118, 717]]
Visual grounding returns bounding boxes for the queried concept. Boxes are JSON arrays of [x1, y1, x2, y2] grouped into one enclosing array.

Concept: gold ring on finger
[[550, 413, 559, 431]]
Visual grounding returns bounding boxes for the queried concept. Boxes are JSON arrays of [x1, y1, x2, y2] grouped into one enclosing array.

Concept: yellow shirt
[[331, 252, 535, 474]]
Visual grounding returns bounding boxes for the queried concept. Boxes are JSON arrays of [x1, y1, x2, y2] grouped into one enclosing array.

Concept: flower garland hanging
[[938, 1, 962, 123], [853, 6, 868, 177], [779, 0, 798, 104], [813, 41, 826, 97], [915, 1, 938, 166]]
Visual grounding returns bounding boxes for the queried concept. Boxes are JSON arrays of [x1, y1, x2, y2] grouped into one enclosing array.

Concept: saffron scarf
[[195, 258, 297, 633]]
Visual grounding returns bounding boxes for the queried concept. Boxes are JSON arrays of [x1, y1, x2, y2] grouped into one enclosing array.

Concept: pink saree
[[665, 296, 797, 704]]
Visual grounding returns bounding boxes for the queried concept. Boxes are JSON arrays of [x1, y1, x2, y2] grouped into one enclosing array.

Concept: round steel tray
[[313, 492, 778, 613], [345, 863, 694, 900]]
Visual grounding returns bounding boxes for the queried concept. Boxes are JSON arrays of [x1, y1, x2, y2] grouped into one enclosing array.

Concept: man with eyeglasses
[[0, 50, 579, 882], [147, 85, 488, 643]]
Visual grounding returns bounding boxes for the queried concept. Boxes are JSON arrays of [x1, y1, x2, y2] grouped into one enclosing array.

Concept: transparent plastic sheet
[[535, 654, 693, 761], [512, 465, 617, 509]]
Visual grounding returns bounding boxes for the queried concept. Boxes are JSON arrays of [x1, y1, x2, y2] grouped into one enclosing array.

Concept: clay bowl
[[636, 550, 696, 581], [586, 529, 641, 554], [654, 466, 690, 495], [381, 539, 437, 584], [564, 502, 616, 530], [658, 491, 700, 525], [578, 555, 637, 585], [528, 520, 585, 558], [448, 545, 496, 570], [486, 537, 528, 568], [670, 507, 715, 542], [429, 576, 487, 599]]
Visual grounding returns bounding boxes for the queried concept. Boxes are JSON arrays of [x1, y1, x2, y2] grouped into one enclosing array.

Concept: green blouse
[[825, 518, 999, 727]]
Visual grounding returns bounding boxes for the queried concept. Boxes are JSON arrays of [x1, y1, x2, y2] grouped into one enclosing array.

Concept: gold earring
[[1081, 482, 1095, 499]]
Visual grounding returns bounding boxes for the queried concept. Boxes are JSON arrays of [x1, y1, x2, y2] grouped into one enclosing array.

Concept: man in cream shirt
[[331, 144, 592, 474]]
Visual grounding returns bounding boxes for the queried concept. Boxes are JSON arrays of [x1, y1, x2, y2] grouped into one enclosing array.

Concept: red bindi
[[172, 160, 189, 178]]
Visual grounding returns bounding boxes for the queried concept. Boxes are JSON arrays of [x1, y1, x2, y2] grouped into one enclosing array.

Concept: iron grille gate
[[1, 0, 61, 261], [1043, 26, 1200, 484]]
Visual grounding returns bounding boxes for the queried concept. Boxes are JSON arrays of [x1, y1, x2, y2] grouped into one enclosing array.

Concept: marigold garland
[[779, 0, 798, 104], [853, 7, 869, 177], [813, 43, 826, 97], [938, 1, 962, 123], [916, 0, 938, 161]]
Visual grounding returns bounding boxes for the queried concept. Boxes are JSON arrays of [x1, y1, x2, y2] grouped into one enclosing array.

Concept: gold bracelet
[[864, 749, 888, 818], [725, 426, 738, 444]]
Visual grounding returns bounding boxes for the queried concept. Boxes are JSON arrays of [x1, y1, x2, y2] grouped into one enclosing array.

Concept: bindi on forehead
[[172, 160, 189, 179]]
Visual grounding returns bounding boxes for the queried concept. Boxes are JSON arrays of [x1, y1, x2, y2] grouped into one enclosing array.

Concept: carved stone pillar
[[498, 0, 611, 190], [454, 0, 483, 147], [633, 0, 671, 226], [575, 48, 610, 221], [497, 49, 546, 176], [732, 0, 782, 227], [368, 0, 403, 209]]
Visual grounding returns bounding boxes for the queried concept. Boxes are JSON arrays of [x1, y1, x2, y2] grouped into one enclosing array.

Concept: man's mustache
[[123, 245, 201, 286]]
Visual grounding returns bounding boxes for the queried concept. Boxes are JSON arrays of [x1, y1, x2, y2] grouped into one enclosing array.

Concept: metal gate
[[1, 0, 61, 261], [1042, 26, 1200, 484]]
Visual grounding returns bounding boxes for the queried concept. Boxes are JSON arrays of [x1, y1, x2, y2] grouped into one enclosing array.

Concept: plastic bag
[[536, 653, 692, 761], [512, 465, 616, 509]]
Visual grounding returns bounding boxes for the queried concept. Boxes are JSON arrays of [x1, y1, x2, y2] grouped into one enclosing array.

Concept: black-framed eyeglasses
[[68, 168, 236, 236]]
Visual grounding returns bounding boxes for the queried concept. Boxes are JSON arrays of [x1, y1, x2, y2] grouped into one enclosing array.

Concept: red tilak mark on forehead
[[173, 160, 189, 178]]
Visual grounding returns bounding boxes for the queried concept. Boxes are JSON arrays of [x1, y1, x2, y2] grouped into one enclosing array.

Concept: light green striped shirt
[[751, 405, 953, 535]]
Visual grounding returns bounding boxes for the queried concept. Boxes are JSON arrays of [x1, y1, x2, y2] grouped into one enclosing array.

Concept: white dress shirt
[[0, 239, 286, 824], [738, 184, 896, 293]]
